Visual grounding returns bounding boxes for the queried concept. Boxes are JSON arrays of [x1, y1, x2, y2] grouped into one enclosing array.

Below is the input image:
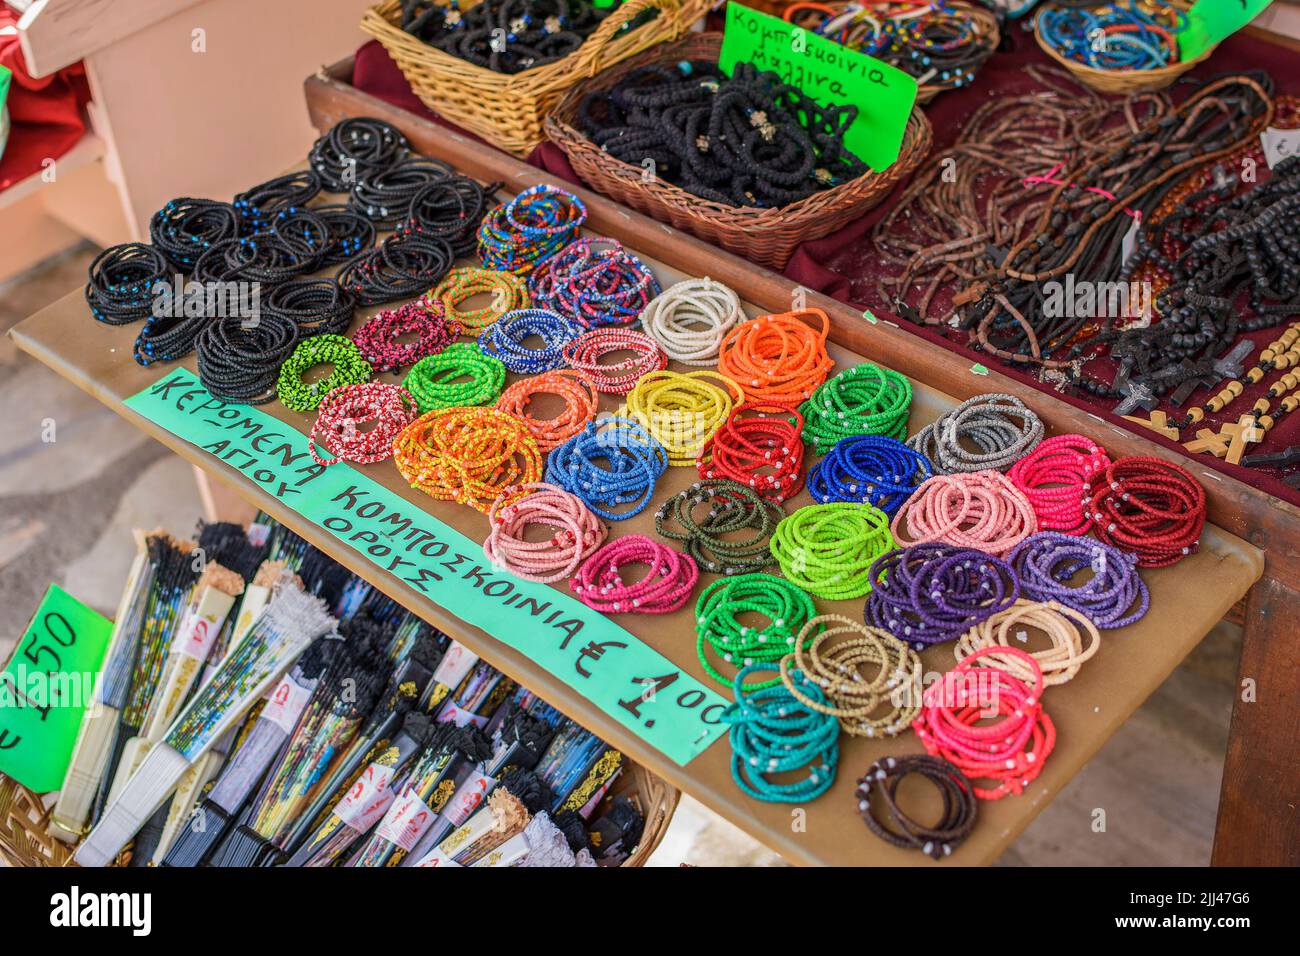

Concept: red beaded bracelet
[[1085, 456, 1205, 567], [351, 302, 461, 373], [698, 401, 806, 502], [308, 381, 419, 466], [912, 645, 1055, 800], [494, 368, 599, 452], [570, 535, 699, 615], [561, 327, 667, 394], [1007, 434, 1111, 535]]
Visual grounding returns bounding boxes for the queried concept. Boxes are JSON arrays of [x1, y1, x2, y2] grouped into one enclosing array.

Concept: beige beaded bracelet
[[953, 598, 1101, 686]]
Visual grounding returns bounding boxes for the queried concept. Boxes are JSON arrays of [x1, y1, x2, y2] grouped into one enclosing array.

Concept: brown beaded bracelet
[[855, 754, 977, 860]]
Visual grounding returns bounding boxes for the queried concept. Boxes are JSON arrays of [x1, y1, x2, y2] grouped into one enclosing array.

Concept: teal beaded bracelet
[[276, 333, 372, 413], [723, 662, 840, 803]]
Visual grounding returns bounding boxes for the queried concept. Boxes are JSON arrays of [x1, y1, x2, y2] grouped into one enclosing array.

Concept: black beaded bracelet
[[349, 156, 455, 226], [314, 203, 378, 265], [196, 311, 302, 404], [148, 198, 240, 271], [337, 232, 455, 305], [233, 170, 322, 233], [85, 243, 171, 325], [308, 117, 409, 192], [398, 176, 500, 258], [263, 279, 356, 337], [855, 754, 977, 860]]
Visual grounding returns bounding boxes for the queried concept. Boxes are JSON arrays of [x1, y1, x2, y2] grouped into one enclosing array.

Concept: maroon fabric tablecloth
[[351, 28, 1300, 506]]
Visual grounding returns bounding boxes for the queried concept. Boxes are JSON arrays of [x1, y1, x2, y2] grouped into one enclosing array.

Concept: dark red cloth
[[0, 9, 91, 192], [351, 30, 1300, 506]]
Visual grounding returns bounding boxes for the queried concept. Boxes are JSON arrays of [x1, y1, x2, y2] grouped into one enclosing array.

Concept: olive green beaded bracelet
[[654, 479, 782, 575], [798, 364, 912, 455], [276, 333, 372, 413], [696, 574, 821, 690], [770, 502, 895, 600], [402, 342, 506, 414]]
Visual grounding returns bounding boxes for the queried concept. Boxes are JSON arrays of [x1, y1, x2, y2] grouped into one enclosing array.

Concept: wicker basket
[[545, 33, 933, 270], [0, 763, 678, 867], [361, 0, 711, 157], [783, 2, 1000, 105], [1034, 2, 1214, 94]]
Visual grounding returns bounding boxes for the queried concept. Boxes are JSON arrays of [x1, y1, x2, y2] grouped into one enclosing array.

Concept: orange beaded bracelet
[[718, 308, 835, 405], [494, 368, 599, 452]]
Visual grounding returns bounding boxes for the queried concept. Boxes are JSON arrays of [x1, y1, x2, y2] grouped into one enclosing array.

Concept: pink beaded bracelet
[[891, 469, 1037, 556], [562, 327, 667, 394], [351, 301, 461, 373], [1007, 434, 1111, 535], [483, 482, 607, 583], [570, 535, 698, 614], [308, 381, 419, 466]]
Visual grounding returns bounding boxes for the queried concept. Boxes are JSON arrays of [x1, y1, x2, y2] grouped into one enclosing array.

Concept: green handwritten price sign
[[719, 2, 917, 172], [0, 585, 112, 791], [124, 370, 730, 766], [1181, 0, 1273, 61]]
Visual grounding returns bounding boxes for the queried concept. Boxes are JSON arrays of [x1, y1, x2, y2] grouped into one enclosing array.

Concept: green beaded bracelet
[[695, 574, 821, 689], [654, 479, 782, 576], [770, 502, 895, 600], [798, 364, 912, 455], [402, 342, 506, 414], [276, 333, 372, 413]]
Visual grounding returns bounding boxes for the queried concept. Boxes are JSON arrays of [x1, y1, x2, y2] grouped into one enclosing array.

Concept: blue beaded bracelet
[[807, 435, 933, 516], [476, 308, 581, 374], [723, 662, 840, 803], [545, 417, 669, 521]]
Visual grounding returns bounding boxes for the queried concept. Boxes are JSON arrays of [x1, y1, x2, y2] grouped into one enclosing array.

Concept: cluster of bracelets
[[654, 479, 783, 575], [477, 308, 581, 373], [483, 482, 607, 583], [427, 266, 530, 332], [780, 615, 923, 738], [1007, 434, 1112, 535], [954, 599, 1101, 688], [545, 418, 669, 520], [86, 244, 170, 326], [570, 535, 699, 615], [348, 155, 456, 226], [1085, 457, 1206, 567], [531, 237, 660, 329], [394, 407, 543, 512], [695, 574, 819, 689], [351, 302, 461, 372], [1039, 0, 1187, 72], [495, 368, 598, 452], [149, 198, 240, 271], [478, 184, 587, 274], [641, 278, 746, 366], [337, 232, 455, 306], [866, 543, 1019, 649], [562, 328, 667, 394], [855, 754, 978, 859], [308, 116, 408, 192], [800, 364, 913, 454], [397, 175, 498, 258], [909, 394, 1044, 474], [276, 334, 373, 413], [264, 279, 356, 337], [308, 382, 418, 466], [770, 502, 895, 600], [622, 370, 744, 466], [699, 402, 806, 502], [893, 469, 1038, 556], [724, 662, 841, 802], [808, 434, 931, 514], [403, 342, 506, 413], [914, 646, 1056, 800], [196, 312, 299, 404], [718, 309, 835, 405], [1009, 532, 1150, 628]]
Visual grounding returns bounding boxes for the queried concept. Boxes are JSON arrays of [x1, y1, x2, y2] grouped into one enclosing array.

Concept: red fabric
[[0, 9, 91, 192], [351, 29, 1300, 505]]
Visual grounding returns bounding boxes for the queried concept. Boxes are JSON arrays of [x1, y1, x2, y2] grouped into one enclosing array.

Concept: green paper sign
[[0, 585, 112, 792], [0, 64, 11, 112], [718, 3, 917, 172], [1180, 0, 1273, 61], [124, 370, 730, 766]]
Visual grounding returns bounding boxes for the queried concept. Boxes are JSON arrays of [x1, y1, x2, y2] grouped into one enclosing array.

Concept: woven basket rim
[[545, 32, 933, 226]]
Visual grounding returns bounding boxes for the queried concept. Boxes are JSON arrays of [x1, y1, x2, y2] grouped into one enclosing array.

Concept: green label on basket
[[124, 370, 730, 766], [718, 3, 917, 172], [0, 585, 112, 792], [1180, 0, 1273, 61]]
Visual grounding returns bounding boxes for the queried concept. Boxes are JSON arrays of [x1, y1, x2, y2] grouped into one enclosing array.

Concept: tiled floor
[[0, 248, 1241, 866]]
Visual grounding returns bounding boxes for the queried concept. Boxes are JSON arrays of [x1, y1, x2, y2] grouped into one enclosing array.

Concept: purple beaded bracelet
[[865, 543, 1020, 650], [1006, 531, 1149, 629]]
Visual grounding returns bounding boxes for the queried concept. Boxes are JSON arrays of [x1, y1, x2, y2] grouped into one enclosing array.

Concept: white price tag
[[261, 674, 312, 734], [375, 791, 436, 851], [1120, 213, 1142, 268], [442, 770, 495, 827], [1260, 127, 1300, 169], [335, 762, 397, 832]]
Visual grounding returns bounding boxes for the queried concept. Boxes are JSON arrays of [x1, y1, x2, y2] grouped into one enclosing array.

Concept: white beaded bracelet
[[639, 277, 746, 366]]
